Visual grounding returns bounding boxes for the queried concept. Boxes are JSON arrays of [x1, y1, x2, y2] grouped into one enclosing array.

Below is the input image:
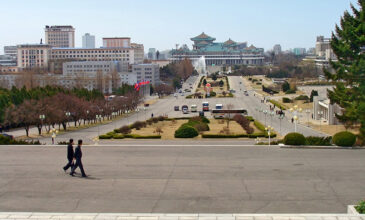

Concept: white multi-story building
[[132, 64, 160, 86], [63, 60, 128, 75], [4, 46, 17, 60], [82, 33, 95, 49], [50, 47, 134, 64], [131, 43, 144, 64], [45, 25, 75, 48], [17, 44, 52, 69]]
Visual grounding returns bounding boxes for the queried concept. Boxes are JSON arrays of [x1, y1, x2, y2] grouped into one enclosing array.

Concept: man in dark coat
[[63, 139, 74, 172], [70, 139, 87, 177]]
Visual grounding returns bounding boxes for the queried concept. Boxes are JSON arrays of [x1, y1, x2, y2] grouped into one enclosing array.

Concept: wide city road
[[0, 144, 364, 213], [19, 75, 326, 144]]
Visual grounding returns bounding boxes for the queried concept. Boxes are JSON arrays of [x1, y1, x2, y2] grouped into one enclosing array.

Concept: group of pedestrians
[[63, 139, 87, 178]]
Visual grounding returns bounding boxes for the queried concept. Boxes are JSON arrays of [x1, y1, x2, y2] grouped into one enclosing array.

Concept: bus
[[182, 105, 189, 114], [191, 104, 197, 112], [215, 104, 223, 110], [211, 109, 248, 119], [202, 102, 209, 111]]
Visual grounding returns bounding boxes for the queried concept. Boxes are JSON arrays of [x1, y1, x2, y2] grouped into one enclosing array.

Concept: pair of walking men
[[63, 139, 87, 177]]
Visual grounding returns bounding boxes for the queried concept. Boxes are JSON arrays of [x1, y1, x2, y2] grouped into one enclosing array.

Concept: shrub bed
[[268, 100, 287, 110], [175, 125, 199, 138], [282, 97, 292, 103], [333, 131, 356, 147], [284, 132, 306, 145], [305, 136, 332, 146], [0, 135, 41, 145]]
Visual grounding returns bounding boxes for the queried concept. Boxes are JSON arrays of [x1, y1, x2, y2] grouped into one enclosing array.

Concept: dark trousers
[[63, 158, 74, 171], [71, 160, 86, 176]]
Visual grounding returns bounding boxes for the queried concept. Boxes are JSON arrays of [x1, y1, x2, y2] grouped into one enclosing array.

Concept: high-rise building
[[82, 33, 95, 48], [315, 36, 331, 57], [45, 25, 75, 48], [17, 44, 52, 69], [4, 46, 17, 59], [102, 37, 130, 48], [273, 44, 282, 55], [293, 48, 306, 56], [148, 48, 156, 60]]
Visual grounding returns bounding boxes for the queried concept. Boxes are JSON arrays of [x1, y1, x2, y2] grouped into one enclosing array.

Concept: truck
[[202, 102, 209, 111], [215, 104, 223, 110], [191, 104, 197, 112], [182, 105, 189, 114]]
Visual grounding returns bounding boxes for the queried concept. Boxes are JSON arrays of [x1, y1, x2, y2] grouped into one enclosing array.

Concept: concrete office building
[[132, 63, 160, 86], [17, 44, 52, 69], [63, 60, 128, 75], [45, 25, 75, 48], [50, 47, 134, 64], [131, 43, 144, 64], [4, 46, 17, 59], [82, 33, 95, 49], [293, 48, 306, 56]]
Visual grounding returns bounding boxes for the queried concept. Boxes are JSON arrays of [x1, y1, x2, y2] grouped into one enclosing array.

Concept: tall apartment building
[[82, 33, 95, 48], [4, 46, 18, 59], [273, 44, 282, 55], [315, 36, 331, 57], [17, 44, 52, 69], [131, 43, 144, 64], [45, 25, 75, 48], [132, 64, 160, 86], [148, 48, 156, 60], [293, 48, 306, 56], [102, 38, 130, 48]]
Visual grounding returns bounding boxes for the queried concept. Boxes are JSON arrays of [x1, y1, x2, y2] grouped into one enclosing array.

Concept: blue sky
[[0, 0, 357, 53]]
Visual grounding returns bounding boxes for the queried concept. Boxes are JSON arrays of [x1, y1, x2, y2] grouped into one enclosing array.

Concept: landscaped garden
[[187, 74, 233, 98], [99, 115, 275, 140]]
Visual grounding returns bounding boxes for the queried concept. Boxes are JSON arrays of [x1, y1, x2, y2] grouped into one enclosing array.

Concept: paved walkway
[[0, 213, 363, 220]]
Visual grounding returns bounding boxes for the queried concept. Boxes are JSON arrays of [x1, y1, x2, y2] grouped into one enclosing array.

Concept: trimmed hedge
[[268, 99, 287, 110], [305, 136, 332, 146], [99, 133, 161, 139], [254, 120, 266, 132], [282, 97, 292, 103], [284, 132, 306, 145], [0, 135, 41, 145], [202, 133, 271, 138], [333, 131, 356, 147]]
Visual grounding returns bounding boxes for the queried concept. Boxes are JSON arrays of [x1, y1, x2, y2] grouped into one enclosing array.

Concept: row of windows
[[52, 50, 129, 54], [21, 50, 45, 54], [66, 65, 111, 68], [52, 55, 129, 59]]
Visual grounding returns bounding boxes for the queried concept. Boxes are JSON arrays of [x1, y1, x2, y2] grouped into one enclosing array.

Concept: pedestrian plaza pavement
[[0, 213, 364, 220]]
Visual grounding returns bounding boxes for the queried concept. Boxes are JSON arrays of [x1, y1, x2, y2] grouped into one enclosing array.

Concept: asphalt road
[[8, 75, 326, 144], [0, 144, 364, 213]]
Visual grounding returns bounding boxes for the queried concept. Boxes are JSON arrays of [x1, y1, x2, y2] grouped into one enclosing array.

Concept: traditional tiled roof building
[[171, 32, 264, 66]]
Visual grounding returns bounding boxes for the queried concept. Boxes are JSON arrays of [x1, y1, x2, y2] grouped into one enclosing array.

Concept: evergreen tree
[[325, 0, 365, 140], [282, 81, 290, 92], [310, 90, 318, 102]]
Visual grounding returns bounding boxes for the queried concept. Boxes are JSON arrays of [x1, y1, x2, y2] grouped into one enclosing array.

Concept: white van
[[191, 104, 197, 112]]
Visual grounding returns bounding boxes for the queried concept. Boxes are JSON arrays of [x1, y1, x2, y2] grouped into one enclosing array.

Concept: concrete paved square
[[0, 144, 364, 213]]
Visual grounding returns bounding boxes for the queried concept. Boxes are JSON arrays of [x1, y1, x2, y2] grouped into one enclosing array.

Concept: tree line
[[1, 86, 141, 136]]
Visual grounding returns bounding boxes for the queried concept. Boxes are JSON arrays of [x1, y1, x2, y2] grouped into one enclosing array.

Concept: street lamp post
[[96, 115, 102, 138], [65, 111, 71, 128], [265, 125, 274, 146], [289, 105, 302, 132], [318, 111, 324, 131], [269, 111, 275, 126], [305, 109, 311, 127], [278, 114, 284, 134], [39, 114, 45, 134], [263, 110, 268, 126]]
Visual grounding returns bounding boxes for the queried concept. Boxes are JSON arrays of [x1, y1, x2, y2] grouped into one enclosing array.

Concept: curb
[[280, 146, 364, 149]]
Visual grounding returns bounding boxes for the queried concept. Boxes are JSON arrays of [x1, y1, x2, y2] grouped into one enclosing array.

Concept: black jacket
[[74, 145, 82, 160], [67, 144, 74, 160]]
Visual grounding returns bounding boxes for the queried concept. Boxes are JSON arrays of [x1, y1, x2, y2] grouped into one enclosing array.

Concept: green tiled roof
[[191, 32, 216, 41]]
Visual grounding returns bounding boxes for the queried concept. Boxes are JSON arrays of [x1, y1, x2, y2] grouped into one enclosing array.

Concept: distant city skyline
[[0, 0, 357, 53]]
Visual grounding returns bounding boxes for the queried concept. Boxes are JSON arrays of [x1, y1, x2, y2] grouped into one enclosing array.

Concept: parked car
[[182, 105, 189, 114], [174, 106, 179, 111]]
